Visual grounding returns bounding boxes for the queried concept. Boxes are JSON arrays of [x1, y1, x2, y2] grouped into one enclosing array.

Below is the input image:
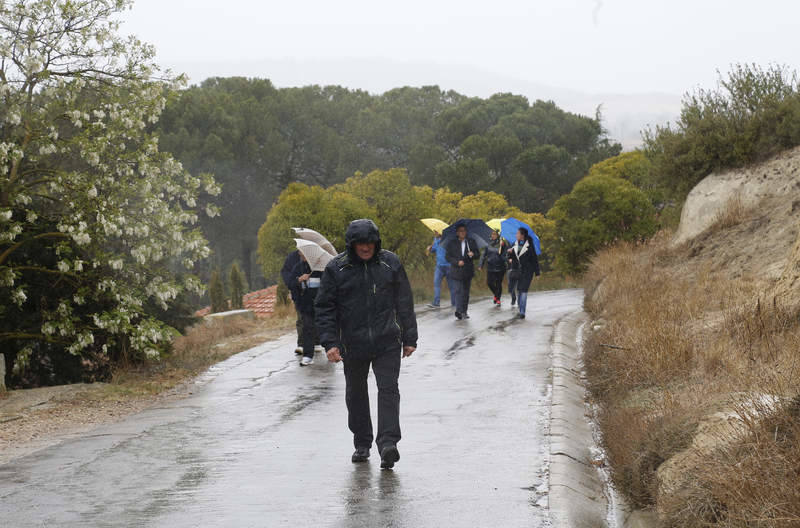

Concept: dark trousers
[[508, 273, 519, 303], [487, 271, 504, 300], [452, 277, 472, 314], [343, 349, 402, 451], [296, 306, 319, 347], [300, 311, 316, 358]]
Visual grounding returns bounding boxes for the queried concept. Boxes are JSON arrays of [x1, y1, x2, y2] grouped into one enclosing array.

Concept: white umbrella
[[292, 227, 337, 256], [294, 239, 334, 272]]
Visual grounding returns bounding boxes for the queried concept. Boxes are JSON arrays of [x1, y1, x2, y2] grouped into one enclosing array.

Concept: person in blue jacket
[[426, 231, 455, 308]]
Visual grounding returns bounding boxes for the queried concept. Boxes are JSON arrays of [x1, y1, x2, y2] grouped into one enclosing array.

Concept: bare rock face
[[674, 146, 800, 245]]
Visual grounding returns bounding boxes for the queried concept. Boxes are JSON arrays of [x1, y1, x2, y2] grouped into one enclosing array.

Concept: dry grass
[[104, 302, 296, 398], [707, 194, 752, 233], [585, 233, 800, 525]]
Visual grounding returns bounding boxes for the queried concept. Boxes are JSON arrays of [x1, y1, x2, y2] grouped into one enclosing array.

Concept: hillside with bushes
[[583, 64, 800, 527]]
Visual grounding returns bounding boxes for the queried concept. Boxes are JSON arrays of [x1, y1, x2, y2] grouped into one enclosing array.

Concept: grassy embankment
[[584, 226, 800, 526]]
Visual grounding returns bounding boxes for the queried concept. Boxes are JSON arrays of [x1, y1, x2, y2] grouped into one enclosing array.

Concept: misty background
[[122, 0, 800, 148]]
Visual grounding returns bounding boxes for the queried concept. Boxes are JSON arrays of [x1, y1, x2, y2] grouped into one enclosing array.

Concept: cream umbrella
[[294, 239, 334, 272], [292, 227, 337, 256], [420, 218, 449, 233]]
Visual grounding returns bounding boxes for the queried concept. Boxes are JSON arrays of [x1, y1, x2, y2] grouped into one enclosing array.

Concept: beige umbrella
[[294, 239, 334, 272], [292, 227, 337, 256]]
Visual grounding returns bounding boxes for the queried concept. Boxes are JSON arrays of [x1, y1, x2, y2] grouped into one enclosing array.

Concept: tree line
[[158, 78, 621, 286]]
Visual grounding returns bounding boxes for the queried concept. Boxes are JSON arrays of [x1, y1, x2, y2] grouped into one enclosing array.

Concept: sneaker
[[426, 303, 440, 308], [300, 356, 314, 366], [294, 347, 303, 355], [455, 311, 463, 320], [380, 445, 400, 469], [352, 447, 370, 463]]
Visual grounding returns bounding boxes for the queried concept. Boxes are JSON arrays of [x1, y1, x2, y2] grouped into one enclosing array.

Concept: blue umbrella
[[441, 218, 493, 250], [501, 218, 541, 255]]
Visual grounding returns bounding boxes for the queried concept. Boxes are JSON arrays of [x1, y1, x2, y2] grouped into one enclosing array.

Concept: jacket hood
[[345, 219, 382, 260]]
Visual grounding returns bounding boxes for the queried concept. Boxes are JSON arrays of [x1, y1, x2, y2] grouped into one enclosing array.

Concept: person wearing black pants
[[291, 256, 322, 366], [315, 219, 418, 469], [478, 230, 508, 306], [445, 223, 478, 319]]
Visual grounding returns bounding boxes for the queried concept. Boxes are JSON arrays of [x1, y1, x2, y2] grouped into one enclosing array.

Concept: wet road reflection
[[1, 290, 583, 527]]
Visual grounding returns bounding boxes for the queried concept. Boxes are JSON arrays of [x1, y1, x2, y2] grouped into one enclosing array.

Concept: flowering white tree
[[0, 0, 220, 375]]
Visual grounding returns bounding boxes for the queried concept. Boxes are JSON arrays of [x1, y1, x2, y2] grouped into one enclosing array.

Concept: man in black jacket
[[445, 223, 478, 319], [315, 219, 418, 469]]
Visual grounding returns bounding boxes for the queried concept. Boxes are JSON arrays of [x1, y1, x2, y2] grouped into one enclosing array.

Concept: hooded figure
[[314, 219, 418, 469]]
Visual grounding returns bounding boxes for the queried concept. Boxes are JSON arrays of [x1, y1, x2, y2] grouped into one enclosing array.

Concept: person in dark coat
[[478, 230, 508, 306], [315, 219, 418, 469], [291, 254, 322, 366], [280, 250, 304, 353], [507, 227, 541, 319], [445, 223, 479, 320]]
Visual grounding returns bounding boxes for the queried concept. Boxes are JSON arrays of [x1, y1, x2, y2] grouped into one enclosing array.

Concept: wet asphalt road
[[1, 289, 583, 528]]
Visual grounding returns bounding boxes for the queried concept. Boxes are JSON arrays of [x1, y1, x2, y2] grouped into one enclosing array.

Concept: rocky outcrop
[[674, 146, 800, 245]]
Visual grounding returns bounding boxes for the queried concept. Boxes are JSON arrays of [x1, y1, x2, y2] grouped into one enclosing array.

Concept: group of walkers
[[428, 222, 541, 320], [277, 217, 538, 471]]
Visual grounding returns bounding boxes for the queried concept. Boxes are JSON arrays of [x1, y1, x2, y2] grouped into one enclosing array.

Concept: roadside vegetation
[[583, 63, 800, 527]]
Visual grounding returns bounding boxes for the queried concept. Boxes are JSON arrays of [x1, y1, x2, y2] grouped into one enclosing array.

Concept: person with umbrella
[[445, 222, 480, 320], [507, 227, 541, 319], [291, 239, 333, 366], [315, 219, 417, 469], [478, 229, 509, 306], [291, 252, 322, 366], [426, 230, 455, 308]]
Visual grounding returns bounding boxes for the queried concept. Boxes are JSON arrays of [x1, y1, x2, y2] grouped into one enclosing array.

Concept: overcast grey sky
[[122, 0, 799, 145]]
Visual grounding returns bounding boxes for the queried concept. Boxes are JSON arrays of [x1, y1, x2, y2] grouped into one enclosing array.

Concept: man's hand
[[326, 347, 342, 363], [458, 260, 464, 267], [402, 346, 416, 358], [467, 251, 474, 258], [298, 273, 310, 283]]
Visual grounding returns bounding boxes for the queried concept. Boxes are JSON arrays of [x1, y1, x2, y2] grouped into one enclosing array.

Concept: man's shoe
[[455, 311, 462, 320], [294, 347, 303, 355], [300, 356, 314, 366], [463, 313, 470, 319], [380, 445, 400, 469], [517, 313, 525, 319], [511, 299, 516, 306], [426, 303, 440, 308], [352, 447, 370, 463]]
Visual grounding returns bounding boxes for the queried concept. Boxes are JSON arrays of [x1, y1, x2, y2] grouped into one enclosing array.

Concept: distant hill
[[172, 57, 682, 150]]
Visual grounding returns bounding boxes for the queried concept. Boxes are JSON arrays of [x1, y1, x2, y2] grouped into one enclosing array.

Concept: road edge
[[549, 310, 609, 528]]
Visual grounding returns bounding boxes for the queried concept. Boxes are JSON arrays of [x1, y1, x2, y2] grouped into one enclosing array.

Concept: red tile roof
[[195, 285, 278, 319]]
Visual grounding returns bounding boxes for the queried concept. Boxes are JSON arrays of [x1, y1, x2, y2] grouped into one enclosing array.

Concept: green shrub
[[645, 63, 800, 196], [228, 262, 246, 309]]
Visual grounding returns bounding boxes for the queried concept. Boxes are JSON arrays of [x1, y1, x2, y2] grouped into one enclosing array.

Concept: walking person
[[478, 230, 508, 306], [446, 223, 478, 320], [507, 227, 541, 319], [291, 253, 322, 366], [315, 219, 418, 469], [426, 230, 455, 308], [280, 250, 304, 354]]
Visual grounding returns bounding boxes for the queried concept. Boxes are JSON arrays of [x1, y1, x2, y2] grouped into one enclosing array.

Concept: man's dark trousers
[[343, 348, 401, 451], [452, 277, 472, 315]]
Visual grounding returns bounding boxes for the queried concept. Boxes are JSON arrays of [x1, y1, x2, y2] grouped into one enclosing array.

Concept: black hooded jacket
[[314, 219, 418, 359]]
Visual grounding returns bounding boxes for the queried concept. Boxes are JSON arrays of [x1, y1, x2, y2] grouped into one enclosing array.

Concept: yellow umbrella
[[420, 218, 449, 233], [486, 218, 505, 231]]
